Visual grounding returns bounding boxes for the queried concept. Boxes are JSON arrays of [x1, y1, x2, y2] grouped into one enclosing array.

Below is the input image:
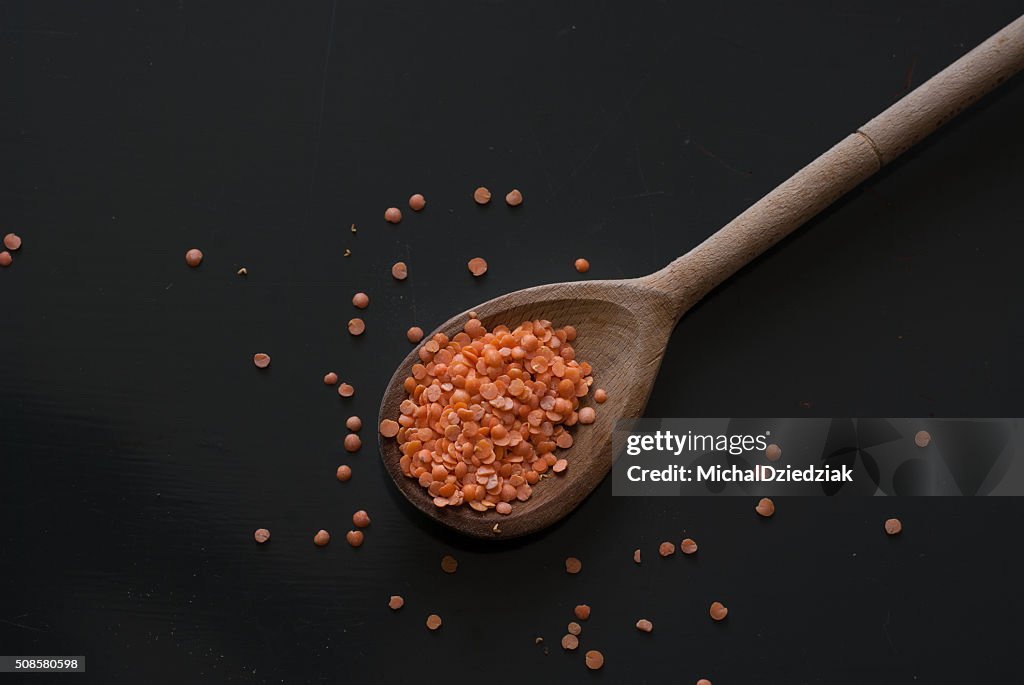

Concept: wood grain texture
[[377, 14, 1024, 539]]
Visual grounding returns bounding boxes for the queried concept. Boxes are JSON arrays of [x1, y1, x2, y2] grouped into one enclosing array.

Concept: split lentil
[[574, 258, 590, 273], [346, 530, 364, 547], [565, 557, 582, 574], [3, 233, 21, 251], [0, 251, 11, 267], [389, 595, 404, 610], [336, 465, 352, 482], [765, 444, 782, 461], [346, 416, 363, 432], [185, 248, 203, 267], [313, 530, 331, 546], [585, 650, 604, 670], [568, 621, 582, 636], [441, 555, 458, 573], [574, 605, 590, 620], [254, 528, 270, 544], [338, 383, 355, 398], [505, 189, 523, 206], [467, 257, 488, 276], [344, 434, 362, 452], [636, 619, 653, 633], [561, 634, 579, 651], [324, 372, 338, 385], [392, 262, 408, 280], [352, 510, 371, 528], [658, 541, 675, 557], [352, 292, 369, 309], [348, 318, 366, 336], [426, 614, 442, 630], [409, 194, 426, 211], [885, 518, 903, 535], [381, 318, 596, 510], [253, 353, 271, 369], [594, 388, 607, 403], [681, 538, 698, 555], [473, 187, 491, 204], [385, 207, 402, 224], [915, 430, 931, 447], [407, 327, 424, 343], [755, 497, 775, 518], [709, 602, 728, 621], [633, 549, 641, 564]]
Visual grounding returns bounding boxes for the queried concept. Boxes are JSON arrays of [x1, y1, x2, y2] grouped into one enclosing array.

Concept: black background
[[2, 2, 1023, 683]]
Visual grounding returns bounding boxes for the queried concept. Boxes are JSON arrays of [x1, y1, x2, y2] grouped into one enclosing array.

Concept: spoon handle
[[647, 13, 1024, 314]]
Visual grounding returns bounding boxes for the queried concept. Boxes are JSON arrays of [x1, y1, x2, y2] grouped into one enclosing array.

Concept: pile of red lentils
[[379, 317, 597, 513]]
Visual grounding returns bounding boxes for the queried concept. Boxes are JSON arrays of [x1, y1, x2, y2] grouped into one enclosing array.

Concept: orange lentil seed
[[346, 530, 364, 547], [3, 233, 22, 251], [681, 538, 698, 554], [253, 353, 271, 369], [658, 541, 675, 557], [324, 372, 338, 385], [344, 434, 362, 452], [565, 557, 582, 574], [755, 497, 775, 518], [379, 419, 400, 437], [885, 518, 903, 535], [574, 258, 590, 273], [574, 604, 591, 620], [709, 601, 728, 621], [185, 248, 203, 267], [567, 622, 582, 636], [346, 416, 363, 432], [313, 530, 330, 546], [441, 554, 458, 573], [636, 619, 653, 633], [633, 549, 641, 564], [467, 257, 488, 276], [505, 189, 523, 206], [352, 510, 370, 528], [384, 207, 402, 224], [561, 634, 579, 651], [409, 194, 426, 211], [578, 407, 596, 424], [426, 614, 442, 630], [0, 251, 11, 267], [697, 680, 713, 685], [407, 327, 424, 343], [389, 595, 404, 610], [585, 650, 604, 670], [473, 187, 491, 204], [336, 464, 352, 482], [338, 383, 354, 398], [348, 318, 366, 336], [391, 261, 408, 280], [915, 430, 931, 447], [765, 444, 782, 461], [254, 528, 270, 544], [594, 388, 607, 403], [352, 292, 369, 309]]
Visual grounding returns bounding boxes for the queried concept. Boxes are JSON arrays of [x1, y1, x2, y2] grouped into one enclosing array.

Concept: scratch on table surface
[[687, 138, 752, 177], [0, 617, 48, 633], [305, 0, 339, 219], [882, 610, 894, 651]]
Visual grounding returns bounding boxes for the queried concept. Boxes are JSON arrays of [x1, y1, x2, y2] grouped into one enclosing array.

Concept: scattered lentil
[[578, 407, 596, 424], [344, 249, 352, 257], [594, 388, 607, 403], [391, 261, 408, 280], [313, 530, 331, 546], [344, 434, 362, 452], [409, 194, 426, 211], [658, 541, 675, 557], [915, 430, 931, 447], [237, 267, 247, 276], [346, 416, 363, 431], [633, 549, 641, 564], [565, 557, 582, 574], [185, 248, 203, 267], [324, 372, 338, 385], [697, 680, 712, 685], [567, 622, 582, 636], [352, 510, 371, 528], [574, 258, 590, 273], [253, 353, 271, 369], [389, 595, 404, 610], [505, 189, 523, 206], [336, 465, 352, 482], [765, 444, 782, 461], [346, 530, 364, 547], [352, 292, 369, 309], [0, 251, 10, 267], [385, 207, 402, 224], [467, 257, 488, 276], [553, 458, 568, 473], [709, 602, 728, 621], [574, 605, 591, 620], [254, 528, 270, 544], [3, 233, 21, 251], [379, 419, 400, 437], [441, 555, 458, 573], [426, 614, 442, 630], [473, 187, 492, 204], [338, 383, 355, 398], [885, 517, 903, 535], [407, 327, 424, 343], [755, 497, 775, 518], [496, 501, 512, 515], [348, 318, 366, 336], [681, 538, 698, 555], [636, 619, 653, 633], [585, 650, 604, 670], [561, 634, 579, 651]]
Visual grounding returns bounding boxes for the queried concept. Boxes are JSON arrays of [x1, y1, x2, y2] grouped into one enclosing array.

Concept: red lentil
[[352, 292, 369, 309], [567, 621, 582, 636], [709, 602, 728, 621], [473, 187, 491, 204], [681, 538, 698, 555], [338, 383, 354, 397], [185, 248, 203, 267], [389, 595, 404, 610], [885, 518, 903, 535], [594, 388, 607, 403], [496, 501, 512, 515], [585, 650, 604, 670], [755, 497, 775, 518], [659, 541, 675, 557], [253, 353, 271, 369], [409, 194, 426, 211], [392, 262, 408, 280], [915, 430, 931, 447], [636, 619, 653, 633], [3, 233, 21, 250], [765, 444, 782, 461], [379, 419, 400, 437], [505, 189, 523, 206], [426, 614, 442, 630], [346, 530, 364, 547], [441, 555, 458, 573], [336, 465, 352, 482], [352, 510, 371, 528], [407, 327, 424, 343], [574, 604, 591, 620], [697, 680, 712, 685], [467, 257, 488, 276], [561, 634, 579, 651], [346, 416, 362, 431], [348, 318, 366, 336], [385, 207, 402, 224], [578, 407, 596, 424], [324, 372, 338, 385], [565, 557, 582, 574], [254, 528, 270, 544], [574, 258, 590, 273], [633, 549, 641, 564], [313, 530, 331, 546], [0, 251, 11, 267], [344, 434, 362, 452]]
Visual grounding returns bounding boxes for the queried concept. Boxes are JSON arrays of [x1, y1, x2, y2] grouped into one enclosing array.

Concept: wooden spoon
[[379, 16, 1024, 539]]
